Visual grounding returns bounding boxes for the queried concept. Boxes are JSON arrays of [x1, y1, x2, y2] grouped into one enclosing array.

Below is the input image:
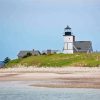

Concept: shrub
[[23, 52, 32, 58]]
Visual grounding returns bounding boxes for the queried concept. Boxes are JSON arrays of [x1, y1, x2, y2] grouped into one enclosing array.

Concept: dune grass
[[6, 53, 100, 68]]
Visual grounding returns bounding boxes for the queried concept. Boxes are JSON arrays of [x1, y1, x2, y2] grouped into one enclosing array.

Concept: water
[[0, 81, 100, 100]]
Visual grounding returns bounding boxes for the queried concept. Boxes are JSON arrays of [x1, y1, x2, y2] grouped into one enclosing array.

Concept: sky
[[0, 0, 100, 60]]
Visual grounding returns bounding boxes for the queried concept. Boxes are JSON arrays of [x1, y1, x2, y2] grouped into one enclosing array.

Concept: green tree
[[4, 57, 11, 64]]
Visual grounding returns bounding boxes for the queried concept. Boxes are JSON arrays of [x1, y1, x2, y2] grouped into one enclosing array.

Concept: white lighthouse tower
[[63, 26, 75, 54]]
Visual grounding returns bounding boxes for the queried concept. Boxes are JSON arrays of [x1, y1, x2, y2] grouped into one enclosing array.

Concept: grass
[[5, 53, 100, 68]]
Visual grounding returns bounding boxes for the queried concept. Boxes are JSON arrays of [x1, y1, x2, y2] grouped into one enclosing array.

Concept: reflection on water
[[0, 81, 100, 100]]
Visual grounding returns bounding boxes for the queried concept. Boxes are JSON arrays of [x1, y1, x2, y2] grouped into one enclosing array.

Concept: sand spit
[[0, 67, 100, 88]]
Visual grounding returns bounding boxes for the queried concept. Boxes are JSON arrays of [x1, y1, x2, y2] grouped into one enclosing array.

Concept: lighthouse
[[63, 26, 75, 54]]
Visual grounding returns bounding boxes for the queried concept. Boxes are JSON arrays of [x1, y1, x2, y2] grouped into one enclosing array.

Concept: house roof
[[18, 50, 40, 57], [73, 41, 92, 52]]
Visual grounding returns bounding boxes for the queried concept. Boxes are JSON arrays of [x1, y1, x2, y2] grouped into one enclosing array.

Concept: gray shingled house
[[17, 49, 41, 58], [73, 41, 93, 53], [42, 50, 59, 55]]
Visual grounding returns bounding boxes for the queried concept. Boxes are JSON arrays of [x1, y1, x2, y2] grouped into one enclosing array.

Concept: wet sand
[[0, 67, 100, 88]]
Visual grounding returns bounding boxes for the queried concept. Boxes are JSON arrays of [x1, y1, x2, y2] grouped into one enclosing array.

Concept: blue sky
[[0, 0, 100, 60]]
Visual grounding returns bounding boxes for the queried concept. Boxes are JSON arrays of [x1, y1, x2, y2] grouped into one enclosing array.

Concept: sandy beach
[[0, 67, 100, 88]]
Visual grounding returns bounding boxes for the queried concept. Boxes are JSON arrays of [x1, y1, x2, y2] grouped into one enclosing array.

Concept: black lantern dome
[[64, 25, 72, 36]]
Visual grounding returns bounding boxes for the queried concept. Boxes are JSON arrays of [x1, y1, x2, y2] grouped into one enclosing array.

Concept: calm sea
[[0, 81, 100, 100]]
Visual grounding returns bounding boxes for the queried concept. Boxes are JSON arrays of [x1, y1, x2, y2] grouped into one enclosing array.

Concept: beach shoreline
[[0, 67, 100, 89]]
